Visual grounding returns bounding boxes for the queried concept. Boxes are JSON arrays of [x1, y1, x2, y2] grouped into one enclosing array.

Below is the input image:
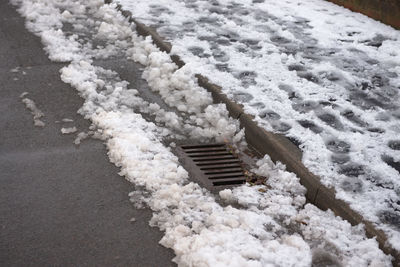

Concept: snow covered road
[[115, 0, 400, 255], [10, 0, 397, 265]]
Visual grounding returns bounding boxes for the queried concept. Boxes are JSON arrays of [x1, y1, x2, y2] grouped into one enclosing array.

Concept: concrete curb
[[325, 0, 400, 30], [106, 1, 399, 264]]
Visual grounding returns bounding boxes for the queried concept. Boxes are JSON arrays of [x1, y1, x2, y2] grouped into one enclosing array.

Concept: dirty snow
[[11, 0, 394, 265], [116, 0, 400, 251]]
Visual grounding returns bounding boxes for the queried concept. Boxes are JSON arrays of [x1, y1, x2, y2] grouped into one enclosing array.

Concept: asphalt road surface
[[0, 2, 175, 266]]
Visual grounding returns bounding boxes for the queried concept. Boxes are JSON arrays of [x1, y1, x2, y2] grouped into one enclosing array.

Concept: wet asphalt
[[0, 1, 175, 266]]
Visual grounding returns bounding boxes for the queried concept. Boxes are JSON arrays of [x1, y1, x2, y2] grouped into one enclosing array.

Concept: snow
[[60, 126, 77, 134], [296, 205, 390, 267], [19, 92, 29, 98], [73, 131, 89, 145], [219, 188, 234, 202], [10, 67, 20, 73], [11, 0, 394, 265], [20, 93, 45, 127], [115, 0, 400, 251]]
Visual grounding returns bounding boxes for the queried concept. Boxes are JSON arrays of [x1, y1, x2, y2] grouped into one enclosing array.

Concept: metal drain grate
[[176, 143, 246, 191]]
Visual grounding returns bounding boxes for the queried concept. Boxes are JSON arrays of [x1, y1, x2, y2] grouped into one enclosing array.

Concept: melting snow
[[20, 93, 45, 127], [116, 0, 400, 251], [60, 126, 77, 134], [11, 0, 395, 265], [10, 67, 20, 73], [62, 118, 74, 122], [73, 131, 89, 145]]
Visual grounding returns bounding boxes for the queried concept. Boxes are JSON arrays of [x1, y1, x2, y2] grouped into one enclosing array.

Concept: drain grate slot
[[176, 143, 247, 192], [196, 159, 240, 166], [186, 148, 227, 154], [188, 152, 232, 158], [209, 174, 245, 180], [204, 168, 243, 175], [193, 155, 236, 161], [181, 144, 225, 149], [200, 164, 242, 170], [213, 179, 246, 186]]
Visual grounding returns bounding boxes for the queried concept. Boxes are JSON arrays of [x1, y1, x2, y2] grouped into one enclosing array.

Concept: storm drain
[[175, 143, 246, 192]]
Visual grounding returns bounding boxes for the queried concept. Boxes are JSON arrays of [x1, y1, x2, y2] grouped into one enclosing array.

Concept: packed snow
[[11, 0, 395, 265], [115, 0, 400, 251]]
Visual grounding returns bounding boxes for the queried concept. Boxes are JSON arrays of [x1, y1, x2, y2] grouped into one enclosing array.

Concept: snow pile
[[11, 0, 393, 265], [115, 0, 400, 250]]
